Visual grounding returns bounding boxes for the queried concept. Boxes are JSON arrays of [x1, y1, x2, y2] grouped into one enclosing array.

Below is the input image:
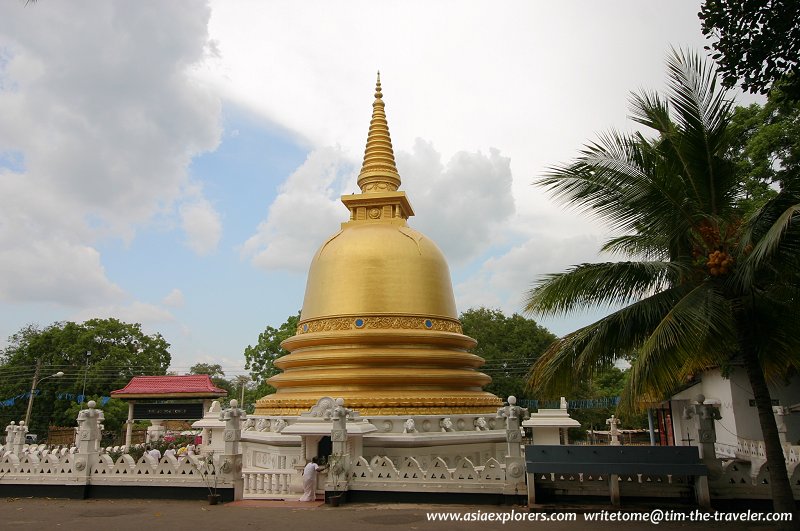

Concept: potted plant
[[326, 453, 347, 506], [195, 450, 222, 504]]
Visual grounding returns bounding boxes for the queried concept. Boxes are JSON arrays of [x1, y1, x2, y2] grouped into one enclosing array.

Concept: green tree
[[244, 312, 300, 393], [0, 318, 171, 435], [700, 0, 800, 100], [62, 396, 129, 433], [188, 362, 233, 397], [188, 363, 225, 379], [729, 87, 800, 216], [460, 308, 556, 400], [568, 367, 648, 441], [524, 50, 799, 518]]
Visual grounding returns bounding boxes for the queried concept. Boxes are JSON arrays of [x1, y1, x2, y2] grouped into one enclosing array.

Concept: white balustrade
[[242, 469, 295, 498]]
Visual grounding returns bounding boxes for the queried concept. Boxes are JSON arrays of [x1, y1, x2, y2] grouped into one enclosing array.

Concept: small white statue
[[273, 418, 287, 433], [474, 417, 489, 431], [256, 418, 270, 432], [243, 418, 256, 431], [440, 418, 454, 432], [403, 418, 417, 433]]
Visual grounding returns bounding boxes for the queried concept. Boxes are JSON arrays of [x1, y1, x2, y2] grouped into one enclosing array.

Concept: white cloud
[[398, 139, 515, 263], [244, 139, 517, 274], [0, 227, 124, 306], [455, 233, 607, 327], [162, 288, 185, 308], [0, 1, 221, 306], [180, 198, 222, 255], [241, 147, 355, 272]]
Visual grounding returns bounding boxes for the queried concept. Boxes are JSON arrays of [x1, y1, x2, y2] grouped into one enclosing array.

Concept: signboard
[[133, 402, 205, 420]]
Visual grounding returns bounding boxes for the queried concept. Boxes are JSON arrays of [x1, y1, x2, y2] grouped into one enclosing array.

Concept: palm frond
[[600, 234, 670, 259], [621, 283, 733, 411], [734, 201, 800, 290], [539, 130, 698, 241], [528, 285, 693, 397], [525, 261, 689, 317]]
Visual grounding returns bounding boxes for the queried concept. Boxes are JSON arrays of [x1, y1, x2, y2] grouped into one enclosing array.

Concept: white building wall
[[671, 368, 800, 449]]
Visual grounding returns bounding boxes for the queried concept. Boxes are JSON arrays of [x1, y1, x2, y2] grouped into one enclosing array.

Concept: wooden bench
[[525, 445, 709, 507]]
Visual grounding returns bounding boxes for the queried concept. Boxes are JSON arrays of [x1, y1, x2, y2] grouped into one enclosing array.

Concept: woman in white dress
[[299, 457, 325, 501]]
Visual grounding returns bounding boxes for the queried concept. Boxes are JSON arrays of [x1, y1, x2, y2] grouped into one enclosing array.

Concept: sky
[[0, 1, 758, 377]]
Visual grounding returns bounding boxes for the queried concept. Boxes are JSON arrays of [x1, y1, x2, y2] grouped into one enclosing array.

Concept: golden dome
[[300, 223, 457, 320], [255, 73, 501, 416]]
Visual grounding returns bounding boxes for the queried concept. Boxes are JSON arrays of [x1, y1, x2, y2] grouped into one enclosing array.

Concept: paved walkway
[[0, 497, 787, 530]]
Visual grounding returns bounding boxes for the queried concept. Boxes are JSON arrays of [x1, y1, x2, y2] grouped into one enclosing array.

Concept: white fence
[[242, 469, 296, 498], [0, 447, 229, 491], [348, 455, 508, 494]]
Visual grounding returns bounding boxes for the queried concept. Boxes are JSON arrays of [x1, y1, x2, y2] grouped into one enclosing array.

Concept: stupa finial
[[357, 71, 401, 193]]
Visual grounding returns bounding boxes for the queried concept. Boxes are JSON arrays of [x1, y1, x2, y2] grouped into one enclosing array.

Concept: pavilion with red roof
[[112, 375, 227, 449], [112, 375, 228, 399]]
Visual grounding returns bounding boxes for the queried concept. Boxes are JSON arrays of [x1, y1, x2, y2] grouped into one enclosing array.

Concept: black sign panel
[[133, 402, 205, 420]]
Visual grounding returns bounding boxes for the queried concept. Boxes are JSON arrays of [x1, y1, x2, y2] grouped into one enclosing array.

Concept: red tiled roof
[[111, 375, 228, 398]]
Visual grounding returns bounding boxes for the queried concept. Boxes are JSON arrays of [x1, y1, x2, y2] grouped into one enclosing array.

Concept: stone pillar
[[609, 474, 621, 505], [773, 406, 789, 444], [497, 396, 530, 495], [606, 415, 621, 446], [4, 421, 15, 452], [12, 421, 27, 455], [147, 419, 166, 443], [683, 394, 722, 480], [200, 427, 210, 450], [328, 398, 353, 494], [647, 409, 656, 446], [218, 399, 246, 501], [124, 401, 134, 452], [74, 400, 104, 483]]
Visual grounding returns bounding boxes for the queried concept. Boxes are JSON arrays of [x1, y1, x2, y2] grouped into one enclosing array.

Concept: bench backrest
[[525, 445, 707, 476]]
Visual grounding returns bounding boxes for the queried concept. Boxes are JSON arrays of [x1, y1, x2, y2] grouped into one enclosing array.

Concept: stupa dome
[[300, 223, 456, 320], [255, 74, 501, 415]]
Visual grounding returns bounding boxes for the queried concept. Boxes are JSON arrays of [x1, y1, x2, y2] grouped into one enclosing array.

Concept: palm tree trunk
[[741, 346, 797, 519]]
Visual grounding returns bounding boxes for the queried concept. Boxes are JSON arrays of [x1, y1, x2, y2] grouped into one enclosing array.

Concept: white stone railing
[[735, 437, 800, 464], [737, 437, 767, 460], [242, 469, 297, 498], [714, 442, 738, 458], [0, 446, 235, 492], [0, 451, 77, 482], [348, 455, 507, 494]]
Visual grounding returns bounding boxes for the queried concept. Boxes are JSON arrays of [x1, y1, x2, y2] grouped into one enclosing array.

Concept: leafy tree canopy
[[244, 312, 300, 394], [568, 366, 648, 439], [700, 0, 800, 100], [62, 396, 129, 433], [188, 363, 225, 379], [0, 318, 171, 434], [188, 362, 234, 396], [460, 307, 556, 400], [729, 88, 800, 215]]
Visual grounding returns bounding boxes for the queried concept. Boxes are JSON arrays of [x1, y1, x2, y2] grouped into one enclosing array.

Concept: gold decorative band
[[255, 394, 502, 416], [296, 315, 463, 335]]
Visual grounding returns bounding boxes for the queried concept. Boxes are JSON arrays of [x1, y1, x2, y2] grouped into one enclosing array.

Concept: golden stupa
[[255, 74, 501, 416]]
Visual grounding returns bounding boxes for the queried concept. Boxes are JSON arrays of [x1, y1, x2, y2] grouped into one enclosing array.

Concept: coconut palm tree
[[524, 49, 800, 516]]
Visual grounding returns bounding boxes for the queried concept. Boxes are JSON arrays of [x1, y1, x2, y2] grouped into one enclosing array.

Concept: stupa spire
[[357, 71, 402, 193]]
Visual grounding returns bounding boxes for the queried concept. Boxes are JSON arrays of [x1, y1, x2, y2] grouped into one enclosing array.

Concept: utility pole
[[24, 360, 42, 427], [81, 351, 91, 403], [24, 361, 64, 427]]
